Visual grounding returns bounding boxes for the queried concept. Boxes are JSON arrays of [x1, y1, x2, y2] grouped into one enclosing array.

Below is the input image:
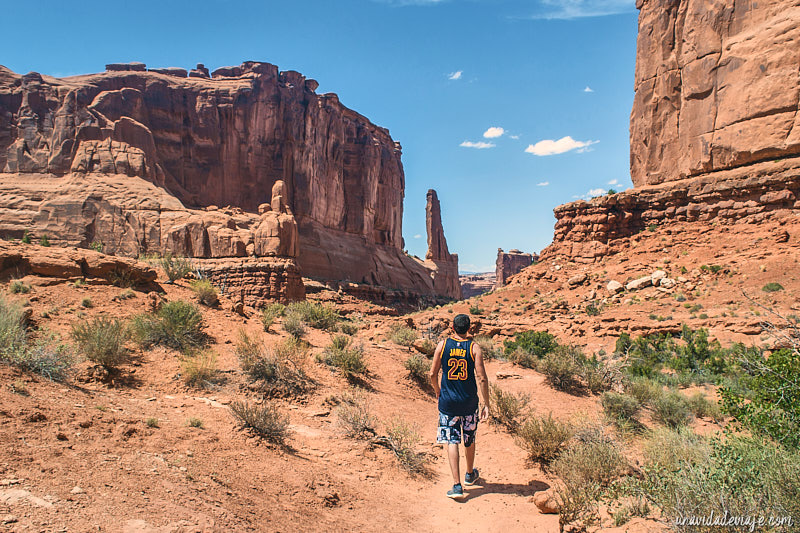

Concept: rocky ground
[[0, 214, 798, 532]]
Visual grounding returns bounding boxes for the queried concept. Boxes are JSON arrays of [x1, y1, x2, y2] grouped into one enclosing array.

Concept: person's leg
[[464, 441, 475, 474], [463, 411, 479, 477], [447, 443, 461, 485]]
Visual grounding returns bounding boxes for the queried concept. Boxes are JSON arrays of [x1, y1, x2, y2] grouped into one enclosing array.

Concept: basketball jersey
[[438, 337, 478, 416]]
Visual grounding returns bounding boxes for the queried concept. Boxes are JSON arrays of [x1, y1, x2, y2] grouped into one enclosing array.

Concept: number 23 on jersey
[[447, 358, 468, 380]]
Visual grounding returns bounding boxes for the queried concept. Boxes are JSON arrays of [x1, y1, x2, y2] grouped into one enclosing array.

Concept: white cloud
[[460, 140, 496, 149], [537, 181, 550, 187], [608, 179, 619, 185], [413, 234, 422, 239], [510, 134, 520, 140], [483, 126, 505, 138], [584, 86, 594, 92], [448, 70, 463, 80], [529, 0, 635, 20], [587, 188, 606, 197], [525, 136, 598, 156]]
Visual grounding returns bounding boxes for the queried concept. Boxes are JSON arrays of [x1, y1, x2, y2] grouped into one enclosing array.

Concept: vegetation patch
[[336, 389, 377, 439], [190, 279, 219, 306], [131, 300, 206, 352], [71, 317, 129, 369], [387, 323, 418, 347], [515, 413, 573, 465], [286, 301, 340, 330], [181, 350, 219, 388], [230, 400, 291, 445], [236, 330, 312, 397], [490, 384, 530, 432], [320, 335, 367, 381], [404, 353, 431, 385]]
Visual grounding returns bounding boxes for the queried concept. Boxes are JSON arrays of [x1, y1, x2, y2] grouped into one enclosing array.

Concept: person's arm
[[473, 342, 490, 420], [429, 340, 445, 398]]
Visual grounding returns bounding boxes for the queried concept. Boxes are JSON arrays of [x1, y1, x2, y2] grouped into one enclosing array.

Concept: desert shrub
[[320, 335, 367, 380], [639, 434, 800, 532], [624, 376, 663, 406], [404, 353, 431, 384], [504, 330, 558, 358], [118, 289, 135, 300], [130, 300, 205, 352], [90, 240, 104, 253], [158, 253, 192, 283], [190, 279, 218, 306], [515, 413, 573, 465], [230, 400, 290, 444], [338, 321, 359, 336], [686, 391, 722, 421], [80, 297, 93, 308], [387, 323, 418, 347], [246, 335, 311, 396], [260, 302, 286, 332], [8, 380, 28, 396], [145, 417, 159, 428], [71, 317, 129, 369], [601, 392, 641, 424], [721, 347, 800, 448], [286, 301, 340, 330], [474, 335, 501, 361], [21, 231, 31, 244], [282, 311, 306, 338], [490, 384, 530, 431], [553, 431, 628, 532], [336, 389, 377, 439], [469, 305, 483, 315], [643, 426, 710, 471], [186, 417, 204, 428], [39, 235, 50, 247], [9, 281, 30, 294], [417, 338, 436, 356], [508, 347, 537, 369], [181, 350, 218, 388], [580, 354, 615, 393], [539, 345, 584, 392], [0, 297, 73, 380], [385, 417, 428, 475], [651, 390, 693, 428], [762, 282, 784, 293]]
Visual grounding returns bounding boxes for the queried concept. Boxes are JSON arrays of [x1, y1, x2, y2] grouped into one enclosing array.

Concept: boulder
[[607, 280, 624, 294], [650, 270, 666, 283], [659, 278, 676, 289], [626, 276, 652, 291], [568, 272, 588, 287], [533, 489, 560, 514]]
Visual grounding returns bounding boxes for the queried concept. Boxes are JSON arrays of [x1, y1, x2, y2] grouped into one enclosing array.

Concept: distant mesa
[[496, 248, 538, 288], [0, 60, 460, 307]]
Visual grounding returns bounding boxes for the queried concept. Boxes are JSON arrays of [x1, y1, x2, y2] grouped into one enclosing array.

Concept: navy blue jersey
[[438, 337, 478, 416]]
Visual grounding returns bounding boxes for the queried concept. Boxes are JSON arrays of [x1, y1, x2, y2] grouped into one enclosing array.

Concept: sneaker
[[464, 468, 480, 486], [447, 483, 465, 499]]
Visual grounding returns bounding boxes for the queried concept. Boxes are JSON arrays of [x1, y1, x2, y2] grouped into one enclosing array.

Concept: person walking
[[429, 313, 490, 499]]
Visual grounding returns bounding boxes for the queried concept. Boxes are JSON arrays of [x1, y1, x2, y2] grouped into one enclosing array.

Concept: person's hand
[[480, 405, 489, 421]]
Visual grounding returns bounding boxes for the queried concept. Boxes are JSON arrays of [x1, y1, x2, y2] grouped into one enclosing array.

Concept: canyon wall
[[545, 0, 800, 262], [0, 61, 460, 304], [496, 249, 537, 287]]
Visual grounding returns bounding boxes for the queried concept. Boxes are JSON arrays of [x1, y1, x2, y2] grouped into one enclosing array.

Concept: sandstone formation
[[424, 190, 461, 300], [495, 248, 537, 287], [460, 272, 496, 299], [0, 61, 460, 304], [631, 0, 800, 186], [545, 1, 800, 263]]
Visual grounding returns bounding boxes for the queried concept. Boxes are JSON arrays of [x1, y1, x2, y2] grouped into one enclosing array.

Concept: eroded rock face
[[423, 189, 461, 299], [630, 0, 800, 186], [0, 61, 460, 303], [496, 248, 537, 287]]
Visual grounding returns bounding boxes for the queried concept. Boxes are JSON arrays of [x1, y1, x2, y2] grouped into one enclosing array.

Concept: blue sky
[[0, 0, 638, 273]]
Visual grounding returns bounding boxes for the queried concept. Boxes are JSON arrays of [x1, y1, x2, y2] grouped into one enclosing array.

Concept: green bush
[[158, 253, 192, 283], [39, 235, 50, 247], [71, 317, 129, 369], [9, 281, 30, 294], [90, 241, 104, 253], [21, 231, 31, 244], [686, 391, 722, 421], [320, 335, 367, 380], [190, 279, 218, 306], [338, 321, 359, 336], [404, 353, 431, 384], [387, 323, 418, 347], [721, 347, 800, 448], [145, 417, 159, 428], [181, 350, 218, 388], [515, 413, 573, 465], [652, 390, 693, 428], [80, 297, 93, 308], [469, 305, 483, 315], [186, 417, 204, 428], [336, 389, 377, 439], [504, 330, 558, 358], [260, 302, 286, 332], [490, 384, 530, 431], [131, 300, 205, 352], [624, 376, 663, 406], [762, 282, 784, 293], [230, 400, 290, 444], [639, 434, 800, 532], [286, 301, 340, 330], [601, 392, 641, 423]]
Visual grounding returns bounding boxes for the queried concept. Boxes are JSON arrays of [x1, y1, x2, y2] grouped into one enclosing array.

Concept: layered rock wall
[[631, 0, 800, 186], [0, 61, 460, 303], [496, 248, 537, 287]]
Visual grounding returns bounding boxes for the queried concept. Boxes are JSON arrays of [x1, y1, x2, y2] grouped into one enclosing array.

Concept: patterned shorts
[[437, 410, 479, 447]]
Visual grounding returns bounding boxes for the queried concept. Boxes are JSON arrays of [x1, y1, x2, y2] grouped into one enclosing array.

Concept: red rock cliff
[[0, 61, 461, 303], [544, 1, 800, 262]]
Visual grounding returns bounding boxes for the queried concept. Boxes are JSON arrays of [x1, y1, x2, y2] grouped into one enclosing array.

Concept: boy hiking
[[429, 314, 490, 499]]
